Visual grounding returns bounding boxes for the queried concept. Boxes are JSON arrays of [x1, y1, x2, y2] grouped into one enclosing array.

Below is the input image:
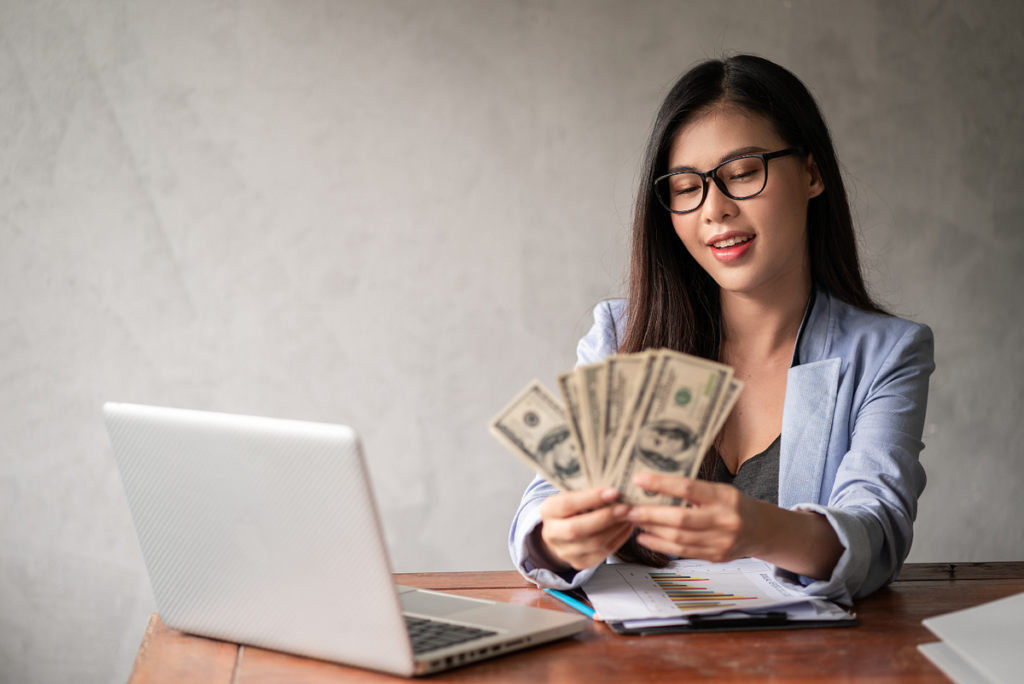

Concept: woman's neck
[[719, 275, 812, 364]]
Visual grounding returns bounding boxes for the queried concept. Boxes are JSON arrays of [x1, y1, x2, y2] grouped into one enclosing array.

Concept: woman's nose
[[701, 179, 738, 224]]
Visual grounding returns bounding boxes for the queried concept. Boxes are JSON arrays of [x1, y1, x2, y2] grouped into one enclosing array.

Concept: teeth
[[713, 235, 753, 249]]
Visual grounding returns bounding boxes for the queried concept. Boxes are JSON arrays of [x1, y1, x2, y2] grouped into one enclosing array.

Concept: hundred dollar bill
[[600, 351, 656, 485], [696, 377, 744, 476], [610, 350, 733, 505], [575, 362, 607, 486], [489, 380, 588, 491], [556, 371, 592, 485]]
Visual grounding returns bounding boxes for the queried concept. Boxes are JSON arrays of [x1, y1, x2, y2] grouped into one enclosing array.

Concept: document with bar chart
[[583, 558, 836, 623]]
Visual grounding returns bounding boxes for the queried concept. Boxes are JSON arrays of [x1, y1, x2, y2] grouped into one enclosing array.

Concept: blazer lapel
[[778, 358, 841, 508]]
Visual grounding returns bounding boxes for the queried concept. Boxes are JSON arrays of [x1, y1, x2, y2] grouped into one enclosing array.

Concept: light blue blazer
[[509, 287, 934, 604]]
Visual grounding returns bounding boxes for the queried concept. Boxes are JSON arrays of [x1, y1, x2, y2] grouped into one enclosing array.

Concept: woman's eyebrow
[[667, 146, 769, 173]]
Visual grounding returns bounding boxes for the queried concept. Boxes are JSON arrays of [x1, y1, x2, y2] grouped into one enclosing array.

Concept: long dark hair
[[620, 54, 884, 359], [614, 55, 884, 567]]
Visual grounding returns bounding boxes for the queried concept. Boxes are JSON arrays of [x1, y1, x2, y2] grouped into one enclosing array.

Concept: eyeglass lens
[[657, 156, 767, 213]]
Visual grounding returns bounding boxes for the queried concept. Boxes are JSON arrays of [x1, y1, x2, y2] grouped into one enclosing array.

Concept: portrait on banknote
[[633, 420, 697, 473]]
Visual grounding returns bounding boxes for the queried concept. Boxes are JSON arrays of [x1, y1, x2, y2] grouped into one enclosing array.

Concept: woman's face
[[666, 106, 824, 297]]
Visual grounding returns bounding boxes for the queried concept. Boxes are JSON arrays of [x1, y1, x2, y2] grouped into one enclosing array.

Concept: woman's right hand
[[534, 487, 635, 571]]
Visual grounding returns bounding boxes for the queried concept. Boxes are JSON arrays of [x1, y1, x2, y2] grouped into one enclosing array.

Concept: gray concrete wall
[[2, 1, 1021, 682]]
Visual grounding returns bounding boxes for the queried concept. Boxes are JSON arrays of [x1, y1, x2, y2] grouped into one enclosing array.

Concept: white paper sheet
[[918, 642, 996, 684], [585, 559, 825, 622], [921, 590, 1024, 684]]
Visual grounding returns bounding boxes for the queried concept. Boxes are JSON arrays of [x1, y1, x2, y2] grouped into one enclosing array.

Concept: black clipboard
[[563, 587, 859, 634], [606, 610, 859, 635]]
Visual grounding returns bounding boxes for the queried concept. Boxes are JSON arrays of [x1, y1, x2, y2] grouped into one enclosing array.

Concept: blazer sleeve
[[781, 322, 935, 603], [507, 301, 625, 588]]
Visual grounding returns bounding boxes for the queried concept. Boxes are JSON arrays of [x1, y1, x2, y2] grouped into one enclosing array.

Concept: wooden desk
[[127, 563, 1024, 683]]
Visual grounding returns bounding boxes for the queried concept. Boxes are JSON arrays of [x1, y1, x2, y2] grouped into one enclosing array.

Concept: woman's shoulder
[[577, 300, 627, 365], [815, 291, 934, 368]]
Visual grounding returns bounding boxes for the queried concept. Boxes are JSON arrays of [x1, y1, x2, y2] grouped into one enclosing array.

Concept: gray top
[[703, 435, 781, 505]]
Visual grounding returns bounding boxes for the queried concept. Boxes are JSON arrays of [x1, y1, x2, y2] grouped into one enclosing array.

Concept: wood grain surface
[[127, 614, 238, 684], [127, 563, 1024, 684]]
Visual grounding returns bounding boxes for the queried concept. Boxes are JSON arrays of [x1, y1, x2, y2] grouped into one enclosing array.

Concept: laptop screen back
[[105, 403, 417, 676]]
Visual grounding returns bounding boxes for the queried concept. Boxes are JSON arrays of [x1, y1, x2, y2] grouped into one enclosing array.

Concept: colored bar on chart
[[648, 572, 758, 612]]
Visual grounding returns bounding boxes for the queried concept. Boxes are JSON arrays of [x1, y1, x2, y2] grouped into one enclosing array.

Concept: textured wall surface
[[1, 1, 1022, 682]]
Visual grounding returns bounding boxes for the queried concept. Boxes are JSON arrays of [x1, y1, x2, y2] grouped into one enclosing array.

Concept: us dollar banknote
[[491, 350, 742, 504], [556, 370, 592, 485], [702, 378, 744, 460], [489, 380, 588, 491], [609, 350, 733, 505], [601, 351, 656, 486], [576, 362, 607, 486]]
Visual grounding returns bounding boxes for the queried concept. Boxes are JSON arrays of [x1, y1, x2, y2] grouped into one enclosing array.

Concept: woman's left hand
[[626, 472, 769, 563]]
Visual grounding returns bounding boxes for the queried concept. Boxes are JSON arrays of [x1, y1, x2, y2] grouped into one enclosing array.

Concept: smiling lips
[[709, 234, 755, 262], [712, 235, 752, 248]]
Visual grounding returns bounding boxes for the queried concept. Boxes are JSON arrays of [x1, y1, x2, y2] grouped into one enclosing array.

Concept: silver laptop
[[104, 402, 586, 677]]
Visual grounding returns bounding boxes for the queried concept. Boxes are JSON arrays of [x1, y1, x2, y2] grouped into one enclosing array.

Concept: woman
[[508, 54, 934, 604]]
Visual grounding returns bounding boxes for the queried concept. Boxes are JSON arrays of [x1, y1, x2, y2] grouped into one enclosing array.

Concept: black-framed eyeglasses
[[653, 147, 804, 214]]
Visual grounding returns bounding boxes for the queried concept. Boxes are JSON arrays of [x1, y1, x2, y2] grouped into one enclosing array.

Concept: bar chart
[[649, 571, 758, 612]]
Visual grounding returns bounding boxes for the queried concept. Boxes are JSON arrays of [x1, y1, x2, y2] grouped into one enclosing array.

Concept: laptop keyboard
[[404, 616, 497, 655]]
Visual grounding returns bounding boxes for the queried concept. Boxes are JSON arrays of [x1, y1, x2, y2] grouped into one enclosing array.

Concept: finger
[[631, 473, 694, 500], [637, 524, 715, 547], [676, 477, 736, 505], [546, 503, 631, 542], [635, 530, 732, 561], [607, 522, 637, 553], [559, 522, 635, 570], [541, 487, 620, 519], [573, 521, 635, 556], [636, 526, 742, 562], [632, 473, 734, 506], [627, 505, 717, 531], [633, 531, 685, 557]]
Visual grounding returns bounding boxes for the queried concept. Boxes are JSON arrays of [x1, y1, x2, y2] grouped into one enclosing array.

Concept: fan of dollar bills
[[489, 349, 743, 506]]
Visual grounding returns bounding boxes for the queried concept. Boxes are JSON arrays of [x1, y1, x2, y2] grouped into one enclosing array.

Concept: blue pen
[[543, 588, 599, 620]]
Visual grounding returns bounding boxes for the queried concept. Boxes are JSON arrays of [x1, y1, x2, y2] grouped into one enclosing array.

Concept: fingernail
[[612, 504, 630, 517], [601, 488, 619, 501]]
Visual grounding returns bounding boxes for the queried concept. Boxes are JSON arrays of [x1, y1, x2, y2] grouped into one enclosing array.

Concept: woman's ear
[[806, 153, 825, 199]]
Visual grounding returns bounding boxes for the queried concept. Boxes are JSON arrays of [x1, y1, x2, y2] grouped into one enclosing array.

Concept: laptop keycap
[[404, 616, 497, 655]]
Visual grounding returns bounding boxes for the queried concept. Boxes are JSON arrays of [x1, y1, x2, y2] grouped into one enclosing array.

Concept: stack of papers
[[919, 591, 1024, 684], [583, 558, 853, 629]]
